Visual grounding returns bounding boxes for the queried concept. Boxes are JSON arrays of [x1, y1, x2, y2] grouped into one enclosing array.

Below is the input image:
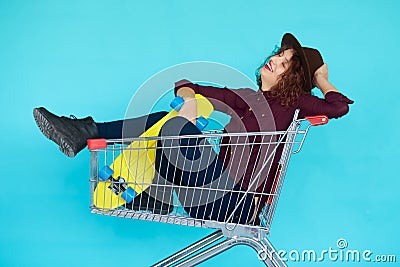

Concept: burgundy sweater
[[174, 79, 354, 206]]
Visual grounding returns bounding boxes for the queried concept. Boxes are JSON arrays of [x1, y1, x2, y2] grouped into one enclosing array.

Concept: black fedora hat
[[281, 33, 324, 92]]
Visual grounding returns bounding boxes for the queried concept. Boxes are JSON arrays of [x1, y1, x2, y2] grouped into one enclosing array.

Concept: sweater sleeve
[[174, 79, 248, 113], [297, 91, 354, 119]]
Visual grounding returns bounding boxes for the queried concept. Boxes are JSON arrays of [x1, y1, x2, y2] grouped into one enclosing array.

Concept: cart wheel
[[196, 116, 209, 131], [98, 166, 114, 181], [170, 96, 185, 111], [121, 187, 137, 203]]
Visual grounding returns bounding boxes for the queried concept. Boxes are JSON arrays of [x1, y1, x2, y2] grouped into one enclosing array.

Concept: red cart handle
[[87, 139, 107, 150], [305, 115, 329, 126]]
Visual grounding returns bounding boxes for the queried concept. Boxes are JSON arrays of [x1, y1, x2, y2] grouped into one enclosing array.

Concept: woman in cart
[[33, 33, 353, 224]]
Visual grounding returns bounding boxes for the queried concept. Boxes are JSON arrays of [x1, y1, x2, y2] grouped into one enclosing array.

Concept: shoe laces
[[70, 115, 78, 120]]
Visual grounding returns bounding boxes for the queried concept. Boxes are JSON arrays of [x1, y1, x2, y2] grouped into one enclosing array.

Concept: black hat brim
[[281, 33, 312, 91]]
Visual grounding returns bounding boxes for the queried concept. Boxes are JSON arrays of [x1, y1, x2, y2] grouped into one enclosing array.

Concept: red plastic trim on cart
[[305, 115, 329, 126], [87, 139, 107, 150], [267, 165, 283, 205]]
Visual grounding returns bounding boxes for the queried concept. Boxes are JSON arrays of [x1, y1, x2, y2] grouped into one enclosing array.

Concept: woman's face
[[259, 48, 295, 91]]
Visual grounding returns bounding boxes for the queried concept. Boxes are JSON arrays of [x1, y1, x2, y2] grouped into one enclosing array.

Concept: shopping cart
[[87, 110, 328, 266]]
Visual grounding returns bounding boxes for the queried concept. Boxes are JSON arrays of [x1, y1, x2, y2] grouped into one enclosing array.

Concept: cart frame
[[88, 110, 328, 266]]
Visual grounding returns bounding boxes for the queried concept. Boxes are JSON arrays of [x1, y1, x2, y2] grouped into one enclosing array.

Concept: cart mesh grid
[[88, 111, 328, 266]]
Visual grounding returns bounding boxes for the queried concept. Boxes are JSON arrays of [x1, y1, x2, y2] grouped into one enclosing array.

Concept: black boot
[[33, 107, 99, 157]]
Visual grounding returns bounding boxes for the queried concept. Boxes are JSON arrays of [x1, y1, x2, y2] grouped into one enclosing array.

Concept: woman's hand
[[313, 63, 329, 89], [312, 63, 340, 96], [176, 87, 197, 125]]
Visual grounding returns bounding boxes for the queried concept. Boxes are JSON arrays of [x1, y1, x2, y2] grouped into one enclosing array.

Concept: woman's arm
[[174, 79, 249, 113], [298, 64, 354, 119], [313, 63, 339, 95]]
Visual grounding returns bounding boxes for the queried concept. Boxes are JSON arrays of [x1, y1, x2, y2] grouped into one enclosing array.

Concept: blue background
[[1, 0, 399, 266]]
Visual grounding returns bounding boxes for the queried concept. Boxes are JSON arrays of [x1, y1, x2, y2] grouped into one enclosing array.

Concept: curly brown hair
[[256, 46, 308, 107]]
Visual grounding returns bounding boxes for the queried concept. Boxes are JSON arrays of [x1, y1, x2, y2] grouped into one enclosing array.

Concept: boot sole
[[33, 108, 76, 157]]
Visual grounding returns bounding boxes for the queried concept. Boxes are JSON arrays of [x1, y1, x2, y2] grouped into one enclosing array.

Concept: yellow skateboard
[[93, 94, 214, 209]]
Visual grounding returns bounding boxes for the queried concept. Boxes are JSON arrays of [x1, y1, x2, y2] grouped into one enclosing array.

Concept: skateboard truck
[[98, 166, 137, 203]]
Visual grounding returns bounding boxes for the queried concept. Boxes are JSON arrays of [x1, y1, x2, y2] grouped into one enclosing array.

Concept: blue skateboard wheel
[[196, 116, 209, 131], [170, 96, 184, 111], [98, 166, 114, 181], [121, 187, 137, 203]]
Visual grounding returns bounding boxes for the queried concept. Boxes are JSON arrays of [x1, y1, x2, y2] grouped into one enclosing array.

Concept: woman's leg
[[155, 116, 255, 224], [96, 111, 167, 139], [33, 107, 167, 157]]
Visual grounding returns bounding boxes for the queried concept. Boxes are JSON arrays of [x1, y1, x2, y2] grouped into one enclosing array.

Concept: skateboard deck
[[93, 94, 214, 209]]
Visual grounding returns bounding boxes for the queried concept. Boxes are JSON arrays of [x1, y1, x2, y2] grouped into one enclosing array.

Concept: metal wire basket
[[87, 110, 328, 266]]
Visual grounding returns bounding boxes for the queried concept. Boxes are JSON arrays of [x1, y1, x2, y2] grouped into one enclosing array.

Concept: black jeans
[[155, 116, 255, 224], [96, 113, 255, 224], [96, 111, 168, 139]]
